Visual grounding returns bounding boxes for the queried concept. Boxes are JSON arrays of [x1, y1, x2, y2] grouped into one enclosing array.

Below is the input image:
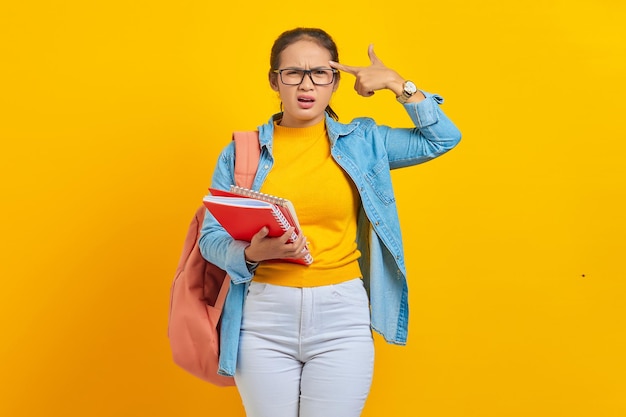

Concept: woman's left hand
[[329, 45, 405, 98]]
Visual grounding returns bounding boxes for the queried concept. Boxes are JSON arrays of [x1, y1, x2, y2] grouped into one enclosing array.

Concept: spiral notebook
[[203, 186, 313, 265]]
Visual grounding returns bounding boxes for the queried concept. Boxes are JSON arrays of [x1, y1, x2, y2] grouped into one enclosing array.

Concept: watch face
[[404, 81, 417, 94]]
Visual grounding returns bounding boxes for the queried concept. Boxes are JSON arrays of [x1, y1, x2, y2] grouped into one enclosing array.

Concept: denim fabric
[[198, 92, 461, 376]]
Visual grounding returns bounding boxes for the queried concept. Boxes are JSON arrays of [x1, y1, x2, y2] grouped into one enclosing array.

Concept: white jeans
[[235, 278, 375, 417]]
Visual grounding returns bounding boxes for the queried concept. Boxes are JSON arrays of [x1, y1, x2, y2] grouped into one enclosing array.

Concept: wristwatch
[[396, 80, 417, 104]]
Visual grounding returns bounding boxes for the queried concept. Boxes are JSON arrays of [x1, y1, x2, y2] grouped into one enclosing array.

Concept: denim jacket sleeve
[[198, 142, 255, 284], [380, 92, 462, 169]]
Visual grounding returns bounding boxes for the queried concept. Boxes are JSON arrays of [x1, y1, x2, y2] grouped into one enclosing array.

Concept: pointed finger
[[329, 60, 360, 75]]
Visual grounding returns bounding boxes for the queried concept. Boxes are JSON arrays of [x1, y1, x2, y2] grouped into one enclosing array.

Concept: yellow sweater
[[252, 119, 362, 287]]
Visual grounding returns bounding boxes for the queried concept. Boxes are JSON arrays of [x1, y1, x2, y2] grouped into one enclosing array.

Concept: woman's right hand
[[244, 226, 308, 263], [329, 44, 425, 103]]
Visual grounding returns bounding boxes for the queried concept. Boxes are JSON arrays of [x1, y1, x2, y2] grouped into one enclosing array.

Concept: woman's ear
[[332, 79, 340, 92], [269, 73, 280, 92]]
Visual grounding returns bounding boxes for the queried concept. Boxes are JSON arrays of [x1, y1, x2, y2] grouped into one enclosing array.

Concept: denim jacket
[[199, 92, 461, 376]]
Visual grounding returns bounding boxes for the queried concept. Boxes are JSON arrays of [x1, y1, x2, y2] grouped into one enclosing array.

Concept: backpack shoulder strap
[[232, 131, 260, 189]]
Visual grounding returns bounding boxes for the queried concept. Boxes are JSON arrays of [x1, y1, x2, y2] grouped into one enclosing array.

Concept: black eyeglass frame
[[272, 68, 338, 86]]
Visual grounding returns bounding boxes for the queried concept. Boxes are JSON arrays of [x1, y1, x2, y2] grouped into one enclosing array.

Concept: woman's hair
[[269, 27, 340, 121]]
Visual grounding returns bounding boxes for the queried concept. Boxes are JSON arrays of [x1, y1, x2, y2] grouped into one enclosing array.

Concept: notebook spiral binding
[[230, 186, 288, 207], [270, 210, 295, 237]]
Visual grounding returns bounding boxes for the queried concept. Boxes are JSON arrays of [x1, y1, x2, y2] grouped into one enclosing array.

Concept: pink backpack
[[168, 131, 260, 386]]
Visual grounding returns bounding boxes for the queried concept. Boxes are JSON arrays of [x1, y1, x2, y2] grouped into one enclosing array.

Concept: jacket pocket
[[364, 158, 395, 205]]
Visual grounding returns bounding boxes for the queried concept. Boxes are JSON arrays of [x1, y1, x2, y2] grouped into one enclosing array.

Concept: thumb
[[252, 226, 269, 242], [368, 44, 383, 66]]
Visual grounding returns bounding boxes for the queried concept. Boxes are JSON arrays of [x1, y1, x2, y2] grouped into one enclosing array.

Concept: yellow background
[[1, 1, 624, 416]]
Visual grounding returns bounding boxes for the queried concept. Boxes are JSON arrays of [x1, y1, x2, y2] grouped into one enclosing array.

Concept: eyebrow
[[280, 66, 332, 70]]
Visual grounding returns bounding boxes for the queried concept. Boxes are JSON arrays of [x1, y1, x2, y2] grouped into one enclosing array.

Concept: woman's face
[[271, 39, 338, 128]]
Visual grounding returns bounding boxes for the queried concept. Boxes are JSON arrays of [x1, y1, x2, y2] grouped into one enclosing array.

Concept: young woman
[[199, 27, 461, 417]]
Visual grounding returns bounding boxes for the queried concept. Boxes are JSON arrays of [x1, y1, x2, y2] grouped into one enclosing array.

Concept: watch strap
[[396, 81, 417, 104]]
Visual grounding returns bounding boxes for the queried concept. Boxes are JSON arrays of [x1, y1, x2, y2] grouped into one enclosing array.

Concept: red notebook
[[203, 186, 313, 265]]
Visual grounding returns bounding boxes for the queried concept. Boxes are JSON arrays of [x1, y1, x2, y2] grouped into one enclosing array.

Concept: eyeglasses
[[273, 68, 337, 86]]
